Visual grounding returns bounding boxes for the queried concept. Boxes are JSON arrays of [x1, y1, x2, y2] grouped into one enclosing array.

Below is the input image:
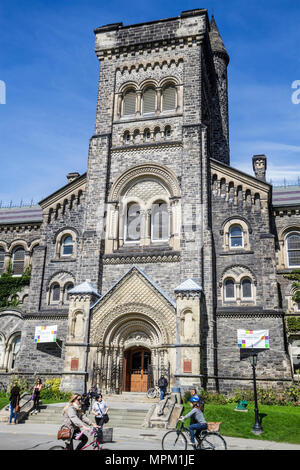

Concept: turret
[[209, 15, 230, 164]]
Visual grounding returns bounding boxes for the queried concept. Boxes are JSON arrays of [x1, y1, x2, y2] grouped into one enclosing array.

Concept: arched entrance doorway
[[123, 346, 151, 392]]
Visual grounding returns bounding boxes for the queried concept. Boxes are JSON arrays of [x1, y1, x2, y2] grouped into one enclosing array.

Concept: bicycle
[[162, 420, 227, 450], [49, 427, 103, 451], [146, 385, 160, 399]]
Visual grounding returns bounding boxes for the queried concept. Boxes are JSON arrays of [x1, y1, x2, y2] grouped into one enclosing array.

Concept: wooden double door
[[123, 347, 151, 392]]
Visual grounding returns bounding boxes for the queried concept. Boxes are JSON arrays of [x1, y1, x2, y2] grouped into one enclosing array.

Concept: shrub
[[40, 378, 72, 402]]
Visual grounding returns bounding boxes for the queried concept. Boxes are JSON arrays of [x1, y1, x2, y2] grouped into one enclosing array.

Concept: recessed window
[[142, 88, 156, 114], [124, 131, 130, 143], [12, 247, 25, 275], [51, 283, 60, 303], [229, 225, 243, 248], [10, 335, 21, 370], [151, 202, 169, 242], [241, 278, 253, 299], [63, 282, 74, 304], [61, 236, 73, 256], [224, 279, 235, 300], [123, 90, 136, 116], [162, 85, 176, 111], [125, 203, 141, 243], [287, 233, 300, 267], [0, 248, 5, 274]]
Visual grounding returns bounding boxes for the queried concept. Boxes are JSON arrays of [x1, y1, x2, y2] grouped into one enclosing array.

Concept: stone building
[[0, 9, 299, 395]]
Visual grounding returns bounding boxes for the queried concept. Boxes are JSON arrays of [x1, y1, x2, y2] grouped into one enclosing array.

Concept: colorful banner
[[34, 325, 57, 343], [237, 329, 269, 349]]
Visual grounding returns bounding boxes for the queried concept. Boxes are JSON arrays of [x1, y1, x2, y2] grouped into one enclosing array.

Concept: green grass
[[183, 403, 300, 445], [0, 398, 9, 409]]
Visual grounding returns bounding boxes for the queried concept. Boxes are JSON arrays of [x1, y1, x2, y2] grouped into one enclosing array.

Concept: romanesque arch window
[[162, 84, 176, 111], [0, 248, 5, 274], [50, 283, 60, 303], [287, 233, 300, 267], [63, 282, 74, 304], [8, 334, 21, 371], [241, 278, 253, 300], [224, 278, 236, 300], [142, 87, 156, 114], [61, 235, 74, 257], [151, 201, 169, 242], [12, 247, 25, 275], [0, 334, 5, 369], [125, 202, 141, 243], [229, 225, 243, 248], [123, 89, 136, 116]]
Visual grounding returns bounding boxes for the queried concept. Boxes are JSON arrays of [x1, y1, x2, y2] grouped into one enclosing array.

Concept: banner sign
[[237, 330, 269, 349], [34, 325, 57, 343]]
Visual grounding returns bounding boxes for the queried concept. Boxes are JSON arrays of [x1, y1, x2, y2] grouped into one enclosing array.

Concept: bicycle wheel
[[162, 430, 187, 450], [200, 432, 227, 450], [147, 388, 157, 399], [49, 445, 65, 450]]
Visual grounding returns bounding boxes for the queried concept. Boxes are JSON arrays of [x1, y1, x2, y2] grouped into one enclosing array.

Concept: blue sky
[[1, 0, 300, 205]]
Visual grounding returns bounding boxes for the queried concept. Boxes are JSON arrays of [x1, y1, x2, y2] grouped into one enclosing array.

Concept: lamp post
[[249, 350, 264, 435]]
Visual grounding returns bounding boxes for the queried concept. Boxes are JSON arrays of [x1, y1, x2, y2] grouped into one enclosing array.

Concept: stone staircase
[[21, 393, 155, 428]]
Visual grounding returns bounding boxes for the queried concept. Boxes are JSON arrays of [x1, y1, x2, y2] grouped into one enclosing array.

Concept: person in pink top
[[31, 378, 43, 415]]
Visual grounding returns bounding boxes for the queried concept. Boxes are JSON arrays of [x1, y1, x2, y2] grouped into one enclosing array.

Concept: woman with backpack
[[8, 382, 20, 425], [91, 394, 109, 444]]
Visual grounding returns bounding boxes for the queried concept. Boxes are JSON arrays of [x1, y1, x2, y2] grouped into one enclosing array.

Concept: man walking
[[158, 375, 168, 400]]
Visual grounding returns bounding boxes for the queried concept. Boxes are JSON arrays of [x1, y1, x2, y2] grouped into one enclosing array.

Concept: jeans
[[188, 423, 208, 444], [160, 387, 166, 400], [9, 404, 17, 423]]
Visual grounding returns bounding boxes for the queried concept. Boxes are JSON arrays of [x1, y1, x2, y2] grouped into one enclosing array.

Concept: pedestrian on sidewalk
[[61, 394, 96, 450], [31, 378, 42, 415], [81, 393, 90, 414], [158, 375, 168, 400], [8, 382, 20, 425], [91, 394, 109, 444]]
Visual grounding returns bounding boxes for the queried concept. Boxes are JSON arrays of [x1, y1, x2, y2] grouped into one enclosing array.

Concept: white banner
[[237, 330, 269, 349], [34, 325, 57, 344]]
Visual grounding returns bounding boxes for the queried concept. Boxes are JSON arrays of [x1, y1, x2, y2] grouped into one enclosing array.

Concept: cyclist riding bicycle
[[178, 396, 207, 448], [60, 393, 98, 450]]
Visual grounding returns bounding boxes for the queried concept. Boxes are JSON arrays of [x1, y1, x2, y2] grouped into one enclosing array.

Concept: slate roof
[[272, 185, 300, 207], [68, 281, 100, 297], [174, 278, 203, 293], [0, 205, 43, 225], [209, 15, 229, 64]]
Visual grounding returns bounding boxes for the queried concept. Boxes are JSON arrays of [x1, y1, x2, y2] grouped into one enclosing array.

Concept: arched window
[[125, 203, 141, 243], [63, 282, 74, 304], [162, 85, 176, 111], [0, 335, 5, 369], [9, 335, 21, 370], [224, 279, 235, 300], [229, 225, 243, 248], [151, 202, 169, 242], [51, 283, 60, 303], [123, 89, 136, 116], [12, 247, 25, 275], [287, 233, 300, 267], [61, 236, 73, 256], [241, 278, 253, 299], [142, 87, 156, 114], [0, 248, 5, 274]]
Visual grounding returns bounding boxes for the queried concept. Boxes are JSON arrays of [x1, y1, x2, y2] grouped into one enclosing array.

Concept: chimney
[[67, 172, 80, 184], [252, 155, 267, 181]]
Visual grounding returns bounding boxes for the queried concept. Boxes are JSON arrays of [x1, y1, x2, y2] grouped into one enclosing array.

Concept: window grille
[[12, 247, 25, 275], [142, 88, 156, 114], [123, 90, 136, 116], [224, 279, 235, 299], [152, 203, 169, 241], [162, 85, 176, 111], [241, 278, 252, 298], [51, 284, 60, 302], [0, 248, 4, 274]]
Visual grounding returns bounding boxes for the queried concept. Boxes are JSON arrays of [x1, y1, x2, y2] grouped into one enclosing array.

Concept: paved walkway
[[0, 421, 299, 450]]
